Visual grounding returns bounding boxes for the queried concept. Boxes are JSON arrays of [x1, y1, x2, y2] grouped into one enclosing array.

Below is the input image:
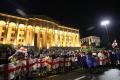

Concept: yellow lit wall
[[0, 20, 6, 44], [0, 13, 81, 48]]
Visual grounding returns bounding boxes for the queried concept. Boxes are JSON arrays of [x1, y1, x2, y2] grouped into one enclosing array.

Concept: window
[[10, 39, 13, 41], [20, 29, 23, 31], [18, 44, 21, 46], [1, 33, 4, 36], [19, 34, 21, 37], [19, 34, 24, 37], [0, 38, 3, 41], [3, 27, 6, 30], [11, 33, 15, 37], [19, 39, 21, 42]]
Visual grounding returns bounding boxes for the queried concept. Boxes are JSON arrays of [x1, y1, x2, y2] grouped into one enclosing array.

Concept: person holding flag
[[112, 40, 118, 49]]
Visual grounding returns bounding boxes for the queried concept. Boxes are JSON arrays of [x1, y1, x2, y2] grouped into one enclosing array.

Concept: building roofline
[[59, 25, 79, 31], [81, 36, 100, 39], [0, 13, 79, 31], [0, 13, 28, 21]]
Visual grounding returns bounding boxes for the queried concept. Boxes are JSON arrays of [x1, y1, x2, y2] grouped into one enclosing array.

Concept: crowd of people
[[23, 48, 120, 77], [1, 47, 120, 80]]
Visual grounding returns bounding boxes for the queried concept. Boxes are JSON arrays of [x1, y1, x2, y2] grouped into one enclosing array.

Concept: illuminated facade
[[0, 13, 80, 48], [81, 36, 100, 47]]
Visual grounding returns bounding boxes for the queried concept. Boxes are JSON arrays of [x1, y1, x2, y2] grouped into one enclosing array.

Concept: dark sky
[[0, 0, 120, 41]]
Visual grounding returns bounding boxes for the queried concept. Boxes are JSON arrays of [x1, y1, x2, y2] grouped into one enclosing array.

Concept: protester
[[86, 51, 96, 78], [1, 46, 120, 80]]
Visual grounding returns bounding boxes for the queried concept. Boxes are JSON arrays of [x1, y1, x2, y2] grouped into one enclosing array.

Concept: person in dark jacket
[[86, 51, 96, 78], [110, 50, 117, 68], [81, 52, 87, 69], [116, 49, 120, 65]]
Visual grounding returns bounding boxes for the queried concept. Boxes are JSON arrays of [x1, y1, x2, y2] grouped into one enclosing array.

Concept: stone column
[[3, 19, 9, 44], [23, 23, 27, 46], [13, 21, 19, 46]]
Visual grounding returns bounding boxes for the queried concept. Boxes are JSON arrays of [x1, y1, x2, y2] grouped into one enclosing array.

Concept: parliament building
[[0, 13, 80, 48]]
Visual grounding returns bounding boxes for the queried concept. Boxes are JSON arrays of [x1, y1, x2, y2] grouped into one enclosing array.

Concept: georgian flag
[[18, 47, 28, 57], [18, 47, 27, 53]]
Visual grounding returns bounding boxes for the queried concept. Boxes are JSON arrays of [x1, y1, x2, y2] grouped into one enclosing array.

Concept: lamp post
[[101, 20, 110, 46]]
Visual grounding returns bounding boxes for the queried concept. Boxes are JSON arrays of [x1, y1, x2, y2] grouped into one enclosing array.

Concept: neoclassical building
[[81, 36, 100, 48], [0, 13, 80, 48]]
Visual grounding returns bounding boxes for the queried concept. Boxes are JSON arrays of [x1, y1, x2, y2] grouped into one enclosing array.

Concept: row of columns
[[0, 20, 80, 48]]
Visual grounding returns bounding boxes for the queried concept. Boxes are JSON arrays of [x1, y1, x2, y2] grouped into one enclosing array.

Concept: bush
[[80, 47, 105, 52]]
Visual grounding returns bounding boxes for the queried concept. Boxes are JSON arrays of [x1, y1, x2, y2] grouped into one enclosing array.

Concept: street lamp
[[101, 20, 110, 46], [101, 20, 110, 25]]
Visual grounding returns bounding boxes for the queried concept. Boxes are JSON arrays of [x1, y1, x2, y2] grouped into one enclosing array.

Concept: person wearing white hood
[[98, 51, 106, 66]]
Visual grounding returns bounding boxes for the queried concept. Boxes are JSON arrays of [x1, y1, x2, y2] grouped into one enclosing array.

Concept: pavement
[[33, 68, 101, 80], [32, 65, 120, 80]]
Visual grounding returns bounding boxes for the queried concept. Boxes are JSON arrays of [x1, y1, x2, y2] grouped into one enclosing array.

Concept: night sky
[[0, 0, 120, 43]]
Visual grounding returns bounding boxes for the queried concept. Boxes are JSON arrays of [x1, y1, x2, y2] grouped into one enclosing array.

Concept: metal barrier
[[0, 58, 38, 80], [0, 55, 111, 80]]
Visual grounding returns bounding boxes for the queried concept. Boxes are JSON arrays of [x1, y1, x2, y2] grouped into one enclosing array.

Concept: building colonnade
[[0, 13, 80, 48]]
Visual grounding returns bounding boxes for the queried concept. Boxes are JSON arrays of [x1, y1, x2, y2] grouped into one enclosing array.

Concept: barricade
[[97, 58, 110, 66], [0, 58, 40, 80], [1, 54, 112, 80]]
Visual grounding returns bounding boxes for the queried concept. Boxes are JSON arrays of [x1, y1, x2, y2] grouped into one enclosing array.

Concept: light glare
[[101, 20, 110, 26]]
